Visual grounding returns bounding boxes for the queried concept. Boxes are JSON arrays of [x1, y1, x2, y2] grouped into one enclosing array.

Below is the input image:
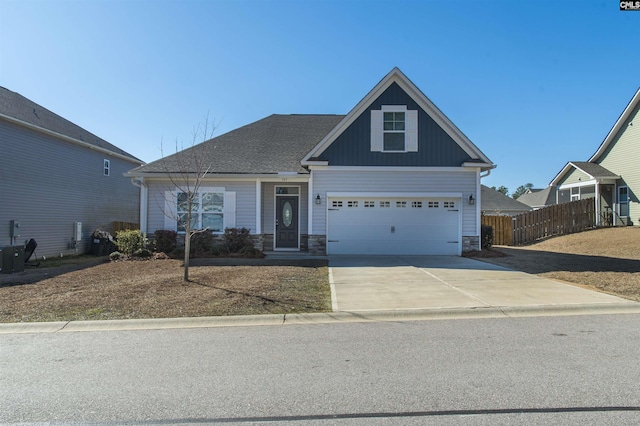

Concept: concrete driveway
[[329, 255, 631, 311]]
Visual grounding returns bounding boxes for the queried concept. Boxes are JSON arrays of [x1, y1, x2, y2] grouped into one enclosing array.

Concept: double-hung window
[[176, 191, 224, 232], [103, 159, 110, 176], [166, 187, 235, 233], [618, 186, 629, 217], [383, 111, 405, 151], [371, 105, 418, 152]]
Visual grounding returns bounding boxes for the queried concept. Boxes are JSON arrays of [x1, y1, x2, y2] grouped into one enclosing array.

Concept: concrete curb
[[1, 303, 640, 334]]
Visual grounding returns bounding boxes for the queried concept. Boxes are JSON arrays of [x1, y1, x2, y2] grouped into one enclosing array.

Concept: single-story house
[[481, 185, 532, 216], [550, 88, 639, 226], [0, 86, 143, 258], [126, 68, 495, 255], [516, 186, 557, 210]]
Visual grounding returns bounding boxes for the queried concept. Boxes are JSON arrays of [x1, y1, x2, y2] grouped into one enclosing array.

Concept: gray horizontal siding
[[146, 180, 257, 234], [311, 169, 478, 236], [0, 120, 140, 257], [320, 82, 473, 167]]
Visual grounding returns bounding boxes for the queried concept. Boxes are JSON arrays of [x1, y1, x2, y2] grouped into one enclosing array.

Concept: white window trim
[[618, 186, 629, 217], [370, 105, 418, 153], [163, 187, 235, 234], [103, 159, 110, 176]]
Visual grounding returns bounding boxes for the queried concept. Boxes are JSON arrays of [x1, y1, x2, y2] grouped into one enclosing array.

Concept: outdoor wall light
[[315, 194, 321, 205], [468, 194, 475, 205]]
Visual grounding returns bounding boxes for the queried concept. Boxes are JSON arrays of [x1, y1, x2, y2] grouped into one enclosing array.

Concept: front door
[[275, 196, 298, 249]]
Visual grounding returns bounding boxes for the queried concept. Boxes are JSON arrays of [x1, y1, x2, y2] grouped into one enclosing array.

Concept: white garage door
[[327, 197, 460, 255]]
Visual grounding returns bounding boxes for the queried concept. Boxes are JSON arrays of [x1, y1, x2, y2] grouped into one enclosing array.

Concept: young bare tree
[[160, 116, 217, 282]]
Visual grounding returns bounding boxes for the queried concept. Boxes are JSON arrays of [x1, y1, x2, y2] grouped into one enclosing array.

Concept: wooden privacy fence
[[112, 221, 140, 233], [481, 215, 513, 245], [482, 198, 597, 246]]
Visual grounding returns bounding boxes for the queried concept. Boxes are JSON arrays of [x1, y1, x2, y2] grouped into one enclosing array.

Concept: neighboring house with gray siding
[[0, 87, 143, 257], [550, 88, 640, 226], [126, 68, 495, 255]]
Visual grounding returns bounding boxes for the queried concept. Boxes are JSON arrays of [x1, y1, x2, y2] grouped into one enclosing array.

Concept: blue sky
[[1, 0, 638, 194]]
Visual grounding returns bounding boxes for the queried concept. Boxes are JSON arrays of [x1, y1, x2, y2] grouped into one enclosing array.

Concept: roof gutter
[[0, 112, 144, 165]]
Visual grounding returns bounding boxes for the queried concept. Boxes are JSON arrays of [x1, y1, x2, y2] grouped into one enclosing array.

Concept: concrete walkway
[[329, 255, 634, 311]]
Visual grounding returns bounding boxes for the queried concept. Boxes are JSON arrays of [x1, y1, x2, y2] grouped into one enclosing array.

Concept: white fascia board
[[558, 180, 597, 190], [589, 88, 640, 162], [559, 177, 619, 190], [327, 191, 463, 199], [0, 112, 143, 165], [462, 162, 495, 169], [301, 67, 494, 166], [301, 160, 329, 166], [549, 162, 573, 186], [308, 165, 476, 173]]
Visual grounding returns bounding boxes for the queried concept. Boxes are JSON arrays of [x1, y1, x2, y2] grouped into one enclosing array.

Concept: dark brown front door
[[275, 196, 298, 248]]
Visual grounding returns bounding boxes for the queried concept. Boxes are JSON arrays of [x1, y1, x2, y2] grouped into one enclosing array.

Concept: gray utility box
[[1, 246, 25, 274]]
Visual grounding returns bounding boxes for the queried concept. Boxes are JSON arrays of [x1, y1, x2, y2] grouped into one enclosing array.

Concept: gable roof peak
[[302, 68, 494, 168]]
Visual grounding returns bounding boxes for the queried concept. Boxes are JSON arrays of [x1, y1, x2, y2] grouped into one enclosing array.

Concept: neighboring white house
[[126, 68, 495, 255]]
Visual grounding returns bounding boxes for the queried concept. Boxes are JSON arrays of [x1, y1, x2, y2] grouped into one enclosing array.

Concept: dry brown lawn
[[0, 259, 331, 323], [470, 227, 640, 301]]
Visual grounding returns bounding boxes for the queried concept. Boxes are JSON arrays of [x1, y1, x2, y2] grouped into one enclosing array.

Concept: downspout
[[131, 177, 148, 237]]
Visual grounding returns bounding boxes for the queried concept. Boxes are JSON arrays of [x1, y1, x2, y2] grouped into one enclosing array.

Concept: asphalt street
[[2, 314, 640, 425]]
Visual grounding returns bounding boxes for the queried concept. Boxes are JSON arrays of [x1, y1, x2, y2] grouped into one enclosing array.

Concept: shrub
[[239, 246, 265, 258], [109, 251, 122, 261], [210, 245, 229, 257], [133, 248, 152, 258], [190, 230, 214, 257], [223, 227, 254, 253], [154, 230, 177, 253], [481, 224, 494, 249], [169, 247, 185, 259], [115, 229, 145, 256]]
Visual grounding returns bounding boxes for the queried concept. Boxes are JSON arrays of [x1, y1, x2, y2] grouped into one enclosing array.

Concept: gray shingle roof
[[481, 185, 532, 214], [570, 161, 618, 178], [517, 186, 556, 208], [0, 86, 141, 162], [132, 114, 345, 175]]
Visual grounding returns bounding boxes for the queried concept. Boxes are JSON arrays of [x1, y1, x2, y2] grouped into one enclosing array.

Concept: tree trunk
[[184, 233, 190, 282]]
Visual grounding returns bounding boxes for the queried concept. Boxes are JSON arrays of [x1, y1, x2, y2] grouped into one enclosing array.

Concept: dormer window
[[371, 105, 418, 152]]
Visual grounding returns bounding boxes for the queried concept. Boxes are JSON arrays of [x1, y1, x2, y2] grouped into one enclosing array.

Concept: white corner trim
[[256, 179, 262, 234]]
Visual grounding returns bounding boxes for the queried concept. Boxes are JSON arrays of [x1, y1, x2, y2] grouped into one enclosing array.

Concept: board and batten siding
[[0, 120, 140, 257], [261, 182, 309, 236], [319, 82, 473, 167], [145, 180, 257, 235], [595, 103, 640, 223], [310, 169, 478, 236]]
